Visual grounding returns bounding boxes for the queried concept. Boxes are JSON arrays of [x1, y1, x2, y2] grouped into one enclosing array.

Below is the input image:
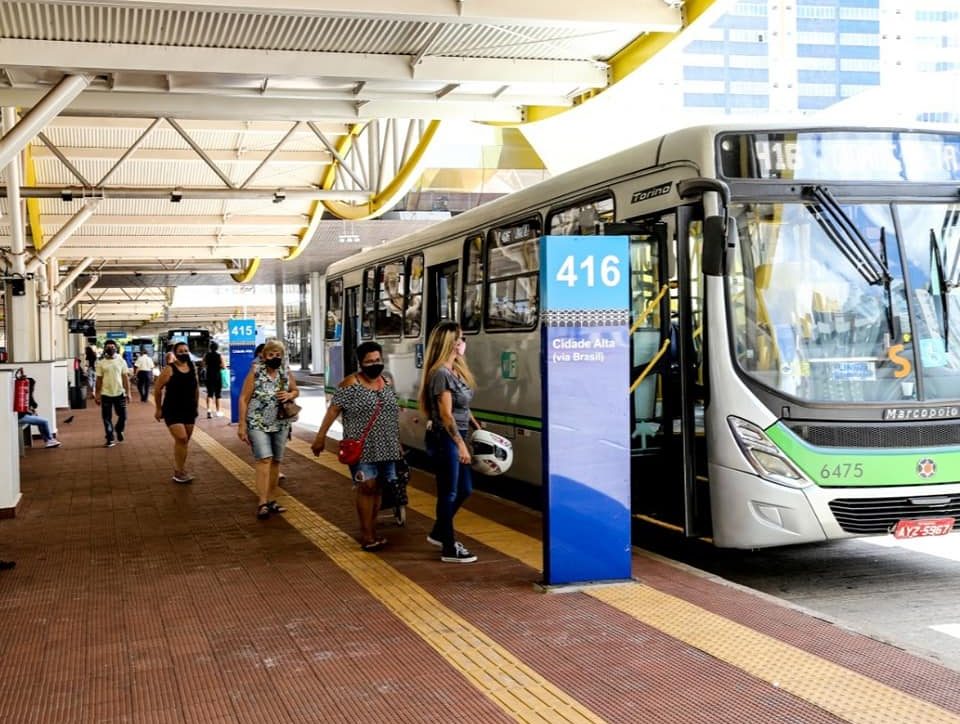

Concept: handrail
[[630, 338, 671, 394], [629, 283, 669, 336]]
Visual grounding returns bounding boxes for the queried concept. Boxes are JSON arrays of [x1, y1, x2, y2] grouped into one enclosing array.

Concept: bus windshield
[[728, 200, 960, 404]]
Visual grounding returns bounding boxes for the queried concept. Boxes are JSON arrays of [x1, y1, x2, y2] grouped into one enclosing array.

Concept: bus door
[[425, 261, 459, 335], [342, 286, 360, 376], [605, 216, 708, 537]]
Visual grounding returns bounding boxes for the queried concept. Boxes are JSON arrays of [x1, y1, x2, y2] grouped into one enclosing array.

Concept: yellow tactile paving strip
[[192, 429, 604, 724], [287, 437, 960, 724]]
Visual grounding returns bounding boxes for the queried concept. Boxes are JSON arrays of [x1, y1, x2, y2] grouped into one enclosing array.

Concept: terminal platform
[[3, 400, 960, 723]]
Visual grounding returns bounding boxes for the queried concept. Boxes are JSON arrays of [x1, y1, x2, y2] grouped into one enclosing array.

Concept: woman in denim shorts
[[238, 339, 300, 520], [312, 341, 402, 551]]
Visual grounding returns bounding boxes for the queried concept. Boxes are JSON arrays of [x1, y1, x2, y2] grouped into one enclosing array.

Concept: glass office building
[[678, 0, 960, 120]]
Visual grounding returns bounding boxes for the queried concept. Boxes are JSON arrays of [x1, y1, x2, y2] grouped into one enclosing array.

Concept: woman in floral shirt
[[238, 339, 300, 520]]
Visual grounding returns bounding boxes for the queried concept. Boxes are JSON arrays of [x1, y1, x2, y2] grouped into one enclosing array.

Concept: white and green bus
[[322, 123, 960, 548]]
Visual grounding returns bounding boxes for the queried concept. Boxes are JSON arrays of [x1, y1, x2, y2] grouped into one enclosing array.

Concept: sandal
[[360, 537, 387, 552], [256, 503, 271, 520], [266, 500, 286, 514]]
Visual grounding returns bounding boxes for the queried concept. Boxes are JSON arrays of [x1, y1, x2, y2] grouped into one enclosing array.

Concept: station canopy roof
[[0, 0, 719, 331]]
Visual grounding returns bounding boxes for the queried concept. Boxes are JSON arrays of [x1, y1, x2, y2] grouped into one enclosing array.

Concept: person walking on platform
[[418, 321, 483, 564], [237, 340, 299, 520], [154, 341, 200, 484], [94, 340, 131, 448], [133, 347, 155, 402], [84, 344, 98, 396], [203, 341, 224, 418], [312, 341, 403, 552]]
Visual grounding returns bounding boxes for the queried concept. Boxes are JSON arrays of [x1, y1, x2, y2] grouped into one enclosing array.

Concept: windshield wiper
[[931, 228, 950, 349], [803, 185, 891, 286], [943, 207, 960, 290]]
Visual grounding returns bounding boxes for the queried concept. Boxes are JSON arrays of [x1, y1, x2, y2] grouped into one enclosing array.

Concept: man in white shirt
[[95, 340, 131, 447], [133, 348, 156, 402]]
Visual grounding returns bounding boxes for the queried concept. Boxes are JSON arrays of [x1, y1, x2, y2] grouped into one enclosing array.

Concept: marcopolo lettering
[[631, 182, 672, 204], [883, 406, 960, 421]]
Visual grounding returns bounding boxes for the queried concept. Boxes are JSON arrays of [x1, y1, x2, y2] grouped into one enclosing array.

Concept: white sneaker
[[45, 439, 61, 448], [216, 411, 223, 418], [441, 542, 477, 564]]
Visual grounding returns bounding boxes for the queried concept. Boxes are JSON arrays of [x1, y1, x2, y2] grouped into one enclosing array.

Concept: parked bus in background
[[158, 329, 211, 364]]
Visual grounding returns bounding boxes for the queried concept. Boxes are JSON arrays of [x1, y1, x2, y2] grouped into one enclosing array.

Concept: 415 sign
[[229, 319, 256, 343]]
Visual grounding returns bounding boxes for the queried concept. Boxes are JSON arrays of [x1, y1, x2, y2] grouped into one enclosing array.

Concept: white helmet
[[470, 429, 513, 476]]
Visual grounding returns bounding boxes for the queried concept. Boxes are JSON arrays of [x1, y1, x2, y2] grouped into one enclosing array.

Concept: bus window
[[404, 254, 424, 337], [325, 278, 343, 340], [462, 235, 484, 332], [361, 268, 376, 339], [548, 196, 615, 235], [486, 218, 541, 330], [376, 260, 405, 337]]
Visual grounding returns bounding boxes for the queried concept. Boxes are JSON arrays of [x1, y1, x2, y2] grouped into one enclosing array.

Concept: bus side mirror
[[702, 215, 727, 277]]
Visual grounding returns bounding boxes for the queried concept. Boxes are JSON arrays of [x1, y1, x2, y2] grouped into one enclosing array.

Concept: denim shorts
[[349, 460, 397, 488], [248, 427, 288, 462]]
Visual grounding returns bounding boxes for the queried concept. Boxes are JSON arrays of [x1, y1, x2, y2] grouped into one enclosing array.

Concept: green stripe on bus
[[767, 422, 960, 488], [396, 397, 541, 431]]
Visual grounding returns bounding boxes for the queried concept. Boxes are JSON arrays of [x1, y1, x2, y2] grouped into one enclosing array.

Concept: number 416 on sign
[[555, 255, 621, 288]]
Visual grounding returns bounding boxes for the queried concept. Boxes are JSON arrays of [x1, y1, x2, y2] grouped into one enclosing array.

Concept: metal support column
[[310, 271, 325, 376]]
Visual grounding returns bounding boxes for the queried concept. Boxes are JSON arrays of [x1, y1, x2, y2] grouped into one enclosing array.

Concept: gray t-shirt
[[428, 366, 474, 431]]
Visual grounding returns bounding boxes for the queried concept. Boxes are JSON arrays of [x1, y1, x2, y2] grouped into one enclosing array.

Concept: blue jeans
[[430, 428, 472, 553], [248, 427, 289, 462], [19, 414, 53, 442], [100, 394, 126, 442]]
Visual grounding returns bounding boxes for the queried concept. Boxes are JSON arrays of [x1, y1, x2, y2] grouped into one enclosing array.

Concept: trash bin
[[69, 383, 87, 409]]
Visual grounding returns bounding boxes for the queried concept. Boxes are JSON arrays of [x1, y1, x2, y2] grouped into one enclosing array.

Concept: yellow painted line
[[192, 429, 604, 724], [286, 438, 543, 570], [288, 437, 960, 724], [589, 584, 960, 724]]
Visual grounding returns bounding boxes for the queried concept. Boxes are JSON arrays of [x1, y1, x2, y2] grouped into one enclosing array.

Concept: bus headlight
[[728, 417, 810, 489]]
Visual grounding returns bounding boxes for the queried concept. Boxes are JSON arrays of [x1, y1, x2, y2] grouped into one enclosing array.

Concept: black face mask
[[105, 348, 116, 357], [264, 357, 282, 369], [176, 353, 190, 363], [361, 363, 384, 379]]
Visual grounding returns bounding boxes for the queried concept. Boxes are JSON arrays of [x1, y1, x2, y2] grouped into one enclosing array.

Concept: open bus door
[[342, 286, 360, 377], [602, 217, 709, 539]]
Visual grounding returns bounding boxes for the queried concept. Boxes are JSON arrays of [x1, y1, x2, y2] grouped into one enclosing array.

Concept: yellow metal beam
[[525, 0, 718, 123], [22, 142, 45, 250], [229, 257, 260, 283], [320, 120, 441, 221]]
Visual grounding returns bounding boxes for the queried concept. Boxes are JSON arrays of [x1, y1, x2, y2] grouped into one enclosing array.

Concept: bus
[[125, 336, 156, 365], [322, 123, 960, 549], [159, 328, 211, 363]]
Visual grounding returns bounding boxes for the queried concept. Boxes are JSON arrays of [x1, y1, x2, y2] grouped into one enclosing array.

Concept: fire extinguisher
[[13, 368, 30, 414]]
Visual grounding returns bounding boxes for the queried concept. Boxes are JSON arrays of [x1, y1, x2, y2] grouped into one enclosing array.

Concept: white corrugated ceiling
[[0, 0, 691, 331]]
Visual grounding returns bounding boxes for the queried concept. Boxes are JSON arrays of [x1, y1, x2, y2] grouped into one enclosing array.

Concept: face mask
[[361, 363, 384, 379], [264, 357, 282, 369], [105, 348, 116, 357], [176, 353, 190, 363]]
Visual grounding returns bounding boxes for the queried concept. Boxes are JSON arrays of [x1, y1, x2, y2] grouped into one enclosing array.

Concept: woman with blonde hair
[[418, 321, 483, 563], [238, 339, 300, 520]]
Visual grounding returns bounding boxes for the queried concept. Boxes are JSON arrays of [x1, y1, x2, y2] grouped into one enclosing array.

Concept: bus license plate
[[892, 518, 955, 539]]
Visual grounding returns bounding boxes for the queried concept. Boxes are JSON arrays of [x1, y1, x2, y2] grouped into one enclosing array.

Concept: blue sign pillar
[[541, 236, 632, 586], [228, 319, 257, 424]]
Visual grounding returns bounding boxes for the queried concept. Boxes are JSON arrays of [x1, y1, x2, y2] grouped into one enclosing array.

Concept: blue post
[[228, 319, 257, 424], [540, 236, 632, 586]]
